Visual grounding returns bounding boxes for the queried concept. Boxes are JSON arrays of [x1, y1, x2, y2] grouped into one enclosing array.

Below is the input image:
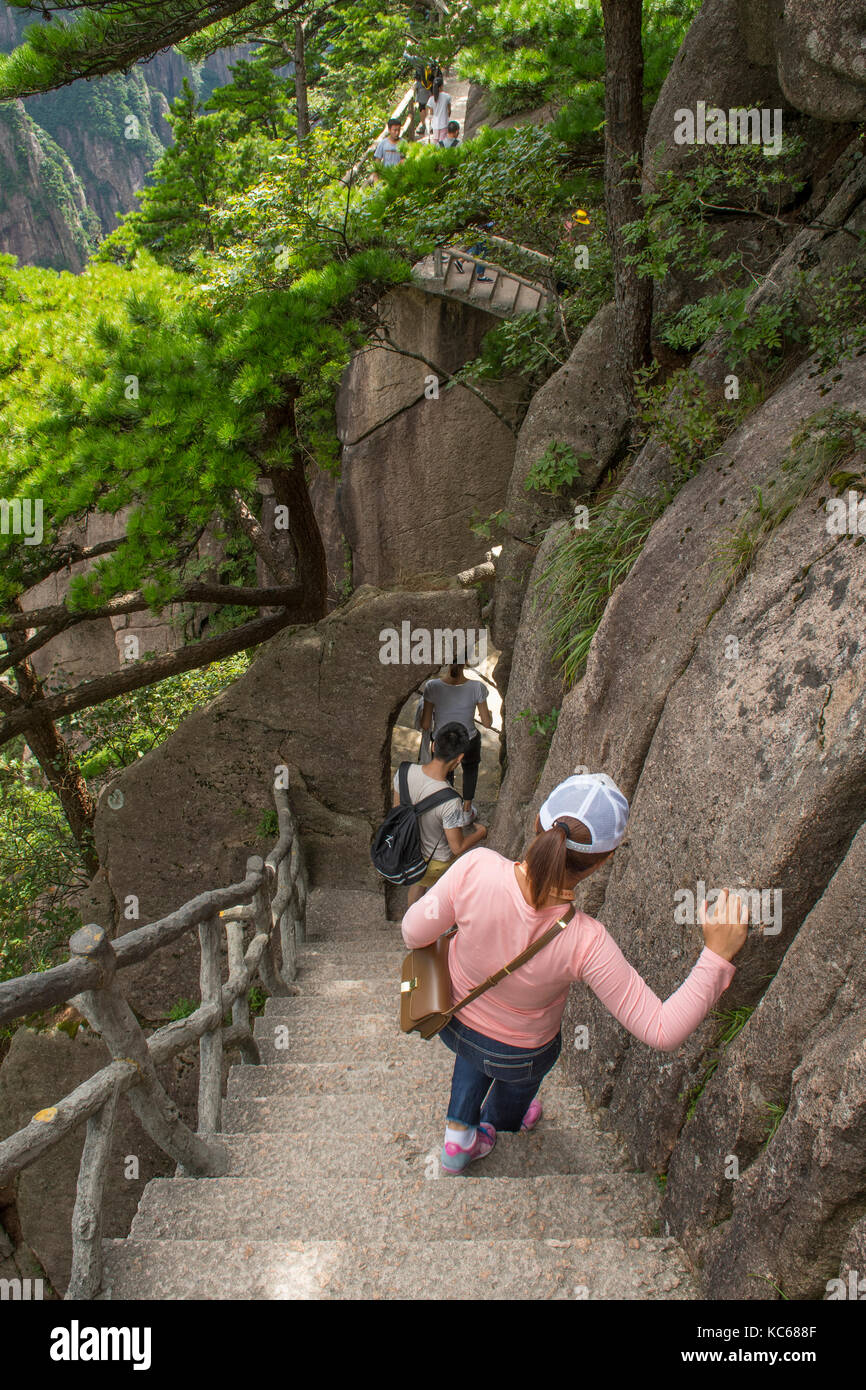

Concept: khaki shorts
[[417, 856, 452, 888]]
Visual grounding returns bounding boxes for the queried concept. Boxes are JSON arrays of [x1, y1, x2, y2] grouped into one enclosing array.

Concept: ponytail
[[523, 816, 609, 908]]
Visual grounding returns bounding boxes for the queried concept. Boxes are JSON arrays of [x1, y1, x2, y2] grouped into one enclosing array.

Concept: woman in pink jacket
[[401, 773, 749, 1175]]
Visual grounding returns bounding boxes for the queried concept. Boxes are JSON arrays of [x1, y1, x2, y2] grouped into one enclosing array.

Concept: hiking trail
[[100, 888, 698, 1300]]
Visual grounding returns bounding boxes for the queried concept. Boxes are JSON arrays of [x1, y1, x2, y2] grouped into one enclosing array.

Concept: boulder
[[491, 303, 630, 681], [333, 285, 524, 589], [777, 1, 866, 122], [663, 822, 866, 1297], [489, 521, 567, 859], [88, 584, 482, 1012], [644, 0, 847, 188]]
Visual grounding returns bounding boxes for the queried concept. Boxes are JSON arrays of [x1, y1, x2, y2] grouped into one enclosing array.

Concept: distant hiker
[[425, 80, 452, 145], [455, 219, 493, 281], [439, 120, 460, 148], [391, 722, 487, 906], [412, 57, 443, 136], [420, 664, 492, 821], [373, 118, 405, 169], [401, 772, 750, 1174]]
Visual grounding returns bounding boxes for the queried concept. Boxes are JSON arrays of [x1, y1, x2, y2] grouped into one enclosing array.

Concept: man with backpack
[[411, 57, 443, 137], [375, 723, 487, 904]]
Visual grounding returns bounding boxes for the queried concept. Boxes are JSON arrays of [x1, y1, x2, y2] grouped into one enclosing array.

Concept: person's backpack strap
[[397, 760, 412, 807], [413, 786, 461, 816]]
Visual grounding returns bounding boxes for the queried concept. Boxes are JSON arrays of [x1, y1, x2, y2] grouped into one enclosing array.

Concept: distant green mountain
[[0, 4, 244, 270]]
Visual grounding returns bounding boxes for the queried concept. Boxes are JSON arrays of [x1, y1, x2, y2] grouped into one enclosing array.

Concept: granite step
[[101, 1235, 696, 1300], [219, 1086, 604, 1136], [130, 1172, 661, 1243], [216, 1124, 634, 1179]]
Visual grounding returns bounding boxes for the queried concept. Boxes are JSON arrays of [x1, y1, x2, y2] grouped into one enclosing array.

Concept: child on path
[[373, 117, 405, 170], [439, 120, 460, 147]]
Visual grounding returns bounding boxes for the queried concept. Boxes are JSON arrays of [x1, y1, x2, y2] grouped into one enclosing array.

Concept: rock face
[[87, 584, 481, 1008], [491, 303, 630, 683], [331, 286, 524, 590], [664, 823, 866, 1300], [0, 103, 96, 272], [528, 342, 866, 1292], [645, 0, 854, 185], [489, 521, 567, 860], [776, 1, 866, 121]]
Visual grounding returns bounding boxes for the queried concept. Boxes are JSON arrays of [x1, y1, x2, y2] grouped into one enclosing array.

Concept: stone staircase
[[100, 890, 698, 1300], [413, 249, 550, 319]]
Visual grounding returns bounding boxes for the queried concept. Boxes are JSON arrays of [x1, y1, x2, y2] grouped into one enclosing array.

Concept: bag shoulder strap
[[397, 761, 412, 807], [413, 786, 461, 816], [444, 904, 577, 1022]]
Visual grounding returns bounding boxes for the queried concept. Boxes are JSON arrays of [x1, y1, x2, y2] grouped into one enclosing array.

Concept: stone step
[[219, 1086, 604, 1137], [263, 992, 395, 1020], [252, 1010, 432, 1063], [514, 281, 543, 314], [130, 1172, 660, 1244], [225, 1060, 592, 1121], [101, 1235, 696, 1300], [216, 1124, 633, 1179]]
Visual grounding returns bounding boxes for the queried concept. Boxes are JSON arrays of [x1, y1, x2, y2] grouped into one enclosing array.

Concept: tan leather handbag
[[400, 906, 576, 1040]]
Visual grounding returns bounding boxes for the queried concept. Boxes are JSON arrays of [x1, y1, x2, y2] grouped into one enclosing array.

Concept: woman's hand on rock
[[699, 888, 749, 961]]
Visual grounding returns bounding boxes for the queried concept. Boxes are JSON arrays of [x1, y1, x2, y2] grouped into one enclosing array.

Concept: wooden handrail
[[0, 781, 309, 1299]]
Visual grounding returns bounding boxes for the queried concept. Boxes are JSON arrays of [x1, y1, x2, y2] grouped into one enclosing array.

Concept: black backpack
[[371, 761, 460, 885]]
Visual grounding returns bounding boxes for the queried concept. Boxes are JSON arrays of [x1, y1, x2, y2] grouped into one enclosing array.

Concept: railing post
[[70, 926, 227, 1179], [224, 865, 262, 1064], [277, 853, 297, 984], [197, 916, 223, 1133], [66, 1082, 119, 1300], [433, 245, 444, 278]]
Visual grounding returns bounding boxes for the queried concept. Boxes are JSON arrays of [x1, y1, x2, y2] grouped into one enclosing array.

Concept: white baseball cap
[[538, 773, 629, 854]]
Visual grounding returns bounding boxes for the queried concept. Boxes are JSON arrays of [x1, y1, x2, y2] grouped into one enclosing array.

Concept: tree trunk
[[293, 20, 311, 143], [601, 0, 653, 401], [266, 458, 328, 622], [5, 645, 98, 877]]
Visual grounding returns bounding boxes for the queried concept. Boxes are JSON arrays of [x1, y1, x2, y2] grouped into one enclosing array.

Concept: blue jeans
[[439, 1016, 562, 1131]]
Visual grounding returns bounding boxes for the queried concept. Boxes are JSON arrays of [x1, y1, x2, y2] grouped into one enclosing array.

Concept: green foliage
[[539, 487, 674, 685], [66, 656, 251, 778], [624, 137, 810, 366], [255, 808, 280, 840], [762, 1099, 787, 1147], [456, 0, 698, 146], [0, 655, 249, 981], [713, 408, 866, 582], [165, 997, 198, 1021], [801, 260, 866, 374], [247, 985, 267, 1017], [516, 706, 559, 745], [524, 442, 587, 496], [681, 1006, 754, 1120]]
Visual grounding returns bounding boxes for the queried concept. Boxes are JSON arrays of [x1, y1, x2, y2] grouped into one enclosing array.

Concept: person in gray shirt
[[373, 118, 405, 170], [420, 664, 493, 820]]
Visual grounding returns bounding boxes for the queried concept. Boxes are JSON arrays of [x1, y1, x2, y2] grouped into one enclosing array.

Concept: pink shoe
[[521, 1098, 542, 1132], [440, 1122, 496, 1174]]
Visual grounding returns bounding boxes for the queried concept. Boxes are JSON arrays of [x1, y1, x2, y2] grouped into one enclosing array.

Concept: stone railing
[[0, 783, 307, 1299]]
